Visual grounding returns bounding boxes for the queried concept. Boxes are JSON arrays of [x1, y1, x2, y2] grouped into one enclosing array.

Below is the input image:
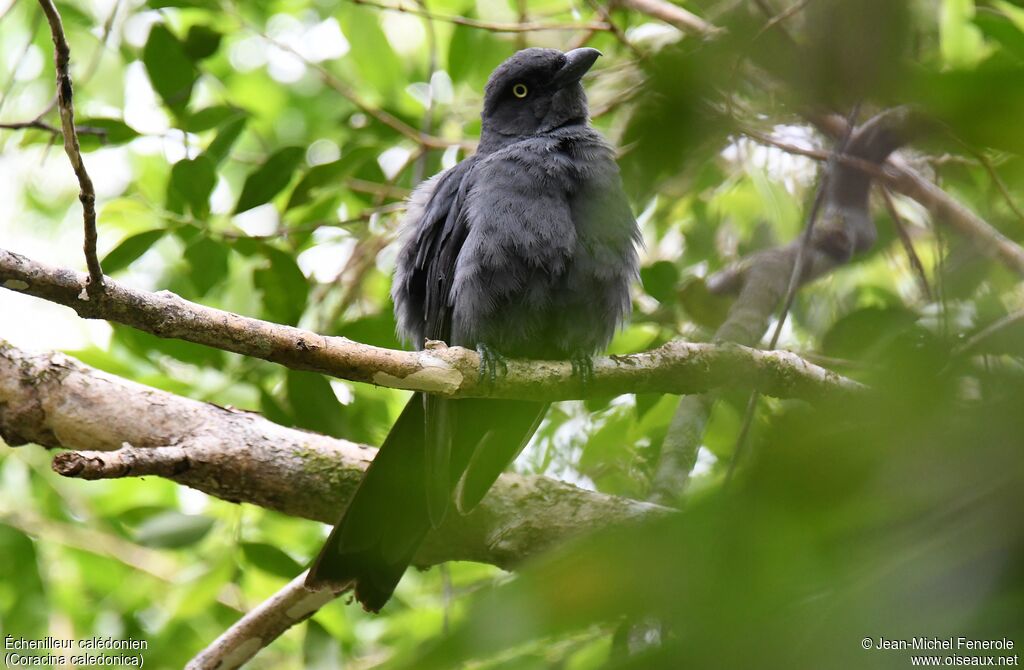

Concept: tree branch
[[0, 340, 671, 668], [621, 5, 1024, 279], [351, 0, 612, 33], [0, 340, 671, 566], [810, 113, 1024, 277], [36, 0, 104, 294], [0, 119, 109, 137], [616, 0, 721, 37], [0, 248, 860, 403], [184, 572, 339, 670]]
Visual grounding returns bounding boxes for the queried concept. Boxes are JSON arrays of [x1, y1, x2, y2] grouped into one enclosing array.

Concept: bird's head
[[480, 47, 601, 144]]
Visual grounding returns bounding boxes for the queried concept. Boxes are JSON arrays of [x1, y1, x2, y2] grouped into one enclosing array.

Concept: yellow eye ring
[[512, 83, 529, 98]]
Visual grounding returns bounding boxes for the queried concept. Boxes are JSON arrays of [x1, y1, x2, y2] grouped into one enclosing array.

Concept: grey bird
[[306, 47, 640, 612]]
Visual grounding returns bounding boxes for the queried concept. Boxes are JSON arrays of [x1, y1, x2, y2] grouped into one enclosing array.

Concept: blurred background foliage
[[0, 0, 1022, 667]]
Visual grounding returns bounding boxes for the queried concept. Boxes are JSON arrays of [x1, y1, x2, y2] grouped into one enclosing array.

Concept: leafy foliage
[[1, 0, 1022, 667]]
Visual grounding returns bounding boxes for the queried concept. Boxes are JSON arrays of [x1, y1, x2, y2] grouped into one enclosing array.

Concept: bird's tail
[[305, 395, 431, 612], [305, 395, 548, 612]]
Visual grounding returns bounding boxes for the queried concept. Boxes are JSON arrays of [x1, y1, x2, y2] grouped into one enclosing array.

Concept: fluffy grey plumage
[[393, 124, 638, 358], [307, 47, 640, 611]]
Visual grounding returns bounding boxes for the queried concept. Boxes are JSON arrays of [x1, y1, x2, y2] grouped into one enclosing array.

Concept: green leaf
[[234, 146, 305, 214], [286, 146, 377, 211], [241, 542, 303, 578], [143, 24, 197, 112], [253, 247, 309, 325], [167, 155, 216, 219], [259, 387, 294, 427], [102, 229, 166, 274], [910, 66, 1024, 153], [446, 15, 509, 89], [304, 620, 343, 670], [821, 306, 919, 362], [77, 118, 139, 151], [183, 106, 245, 133], [170, 560, 234, 619], [146, 0, 218, 7], [336, 310, 401, 349], [133, 512, 215, 548], [183, 235, 230, 295], [206, 115, 248, 165], [974, 11, 1024, 62], [338, 4, 405, 97], [0, 525, 47, 633], [113, 323, 225, 367], [53, 3, 94, 27], [183, 24, 222, 62], [941, 0, 988, 68], [678, 277, 731, 331], [640, 261, 680, 304], [285, 369, 348, 437]]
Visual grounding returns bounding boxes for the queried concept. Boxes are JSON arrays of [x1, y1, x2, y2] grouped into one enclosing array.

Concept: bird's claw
[[570, 350, 594, 392], [476, 344, 508, 387]]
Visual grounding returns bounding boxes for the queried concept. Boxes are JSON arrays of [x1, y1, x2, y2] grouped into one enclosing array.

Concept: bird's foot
[[570, 350, 594, 393], [476, 343, 508, 387]]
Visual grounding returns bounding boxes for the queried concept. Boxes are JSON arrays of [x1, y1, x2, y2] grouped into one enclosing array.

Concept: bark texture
[[0, 248, 860, 404], [0, 341, 669, 571]]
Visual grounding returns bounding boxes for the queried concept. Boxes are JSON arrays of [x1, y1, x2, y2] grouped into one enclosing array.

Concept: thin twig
[[345, 176, 412, 200], [617, 0, 721, 36], [413, 0, 438, 184], [585, 0, 645, 59], [79, 0, 123, 85], [751, 0, 796, 42], [741, 127, 888, 181], [36, 0, 104, 293], [0, 118, 108, 137], [954, 309, 1024, 357], [881, 187, 932, 300], [220, 202, 406, 240], [224, 1, 467, 151], [759, 0, 810, 37], [973, 150, 1024, 226], [351, 0, 610, 33]]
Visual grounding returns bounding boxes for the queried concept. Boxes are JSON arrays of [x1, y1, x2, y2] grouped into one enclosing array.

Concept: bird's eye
[[512, 83, 529, 98]]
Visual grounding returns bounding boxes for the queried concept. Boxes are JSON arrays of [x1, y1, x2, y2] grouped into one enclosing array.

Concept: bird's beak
[[552, 48, 602, 88]]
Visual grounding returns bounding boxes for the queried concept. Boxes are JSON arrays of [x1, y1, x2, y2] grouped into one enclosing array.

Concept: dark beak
[[552, 48, 602, 88]]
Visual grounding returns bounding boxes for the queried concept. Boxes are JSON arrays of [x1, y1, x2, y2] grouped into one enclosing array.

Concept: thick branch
[[809, 113, 1024, 277], [36, 0, 104, 293], [0, 341, 669, 572], [0, 248, 860, 403], [2, 341, 669, 668]]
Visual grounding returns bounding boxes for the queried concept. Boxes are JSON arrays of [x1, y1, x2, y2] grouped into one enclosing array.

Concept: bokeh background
[[1, 0, 1023, 667]]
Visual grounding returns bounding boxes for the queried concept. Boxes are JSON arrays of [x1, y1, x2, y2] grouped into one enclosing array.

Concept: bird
[[306, 47, 640, 612]]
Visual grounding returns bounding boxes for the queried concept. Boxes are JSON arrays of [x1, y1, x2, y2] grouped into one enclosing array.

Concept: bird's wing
[[392, 160, 474, 348], [393, 158, 479, 528]]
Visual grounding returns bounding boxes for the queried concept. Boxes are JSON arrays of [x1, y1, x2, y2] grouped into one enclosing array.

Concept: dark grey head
[[480, 47, 601, 144]]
